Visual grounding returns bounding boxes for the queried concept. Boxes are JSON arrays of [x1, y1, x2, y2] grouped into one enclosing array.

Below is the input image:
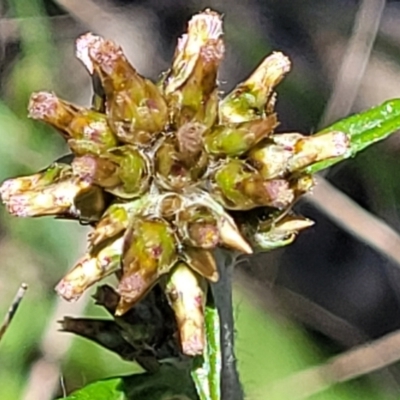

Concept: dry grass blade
[[0, 283, 28, 343], [319, 0, 386, 127], [269, 328, 400, 399], [54, 0, 161, 76], [307, 177, 400, 267], [22, 292, 90, 400], [54, 0, 110, 30]]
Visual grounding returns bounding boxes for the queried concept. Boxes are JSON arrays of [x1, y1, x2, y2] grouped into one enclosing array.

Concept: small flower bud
[[211, 160, 255, 210], [89, 199, 145, 249], [175, 122, 207, 165], [204, 115, 278, 157], [220, 52, 291, 123], [155, 193, 184, 220], [0, 172, 104, 219], [0, 162, 68, 202], [73, 146, 151, 199], [249, 141, 293, 179], [249, 131, 349, 179], [185, 191, 253, 254], [241, 176, 294, 209], [72, 154, 121, 188], [177, 205, 220, 249], [155, 136, 207, 191], [72, 184, 107, 222], [75, 33, 106, 112], [175, 203, 252, 254], [212, 159, 294, 210], [86, 35, 168, 144], [28, 92, 117, 153], [165, 10, 224, 128], [56, 237, 123, 301], [163, 262, 207, 356], [116, 217, 177, 315], [251, 215, 314, 251], [107, 146, 152, 199], [287, 131, 350, 172]]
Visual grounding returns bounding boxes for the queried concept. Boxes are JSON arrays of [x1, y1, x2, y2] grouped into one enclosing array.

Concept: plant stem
[[211, 249, 243, 400]]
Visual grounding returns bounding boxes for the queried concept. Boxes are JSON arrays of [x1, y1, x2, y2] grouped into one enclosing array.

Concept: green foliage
[[58, 365, 198, 400], [306, 99, 400, 174], [191, 306, 221, 400]]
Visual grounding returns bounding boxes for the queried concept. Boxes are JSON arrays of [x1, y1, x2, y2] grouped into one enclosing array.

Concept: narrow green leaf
[[305, 99, 400, 174], [191, 305, 221, 400], [59, 365, 198, 400]]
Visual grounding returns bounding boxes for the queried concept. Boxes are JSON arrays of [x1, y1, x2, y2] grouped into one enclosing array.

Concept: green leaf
[[191, 305, 221, 400], [58, 365, 198, 400], [59, 378, 125, 400], [305, 99, 400, 174]]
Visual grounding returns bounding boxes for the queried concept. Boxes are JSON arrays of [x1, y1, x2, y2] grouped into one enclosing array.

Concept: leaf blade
[[59, 377, 126, 400], [305, 99, 400, 174], [191, 305, 221, 400], [58, 366, 198, 400]]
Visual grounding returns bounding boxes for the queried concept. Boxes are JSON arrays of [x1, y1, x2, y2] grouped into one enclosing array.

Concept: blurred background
[[2, 0, 400, 399]]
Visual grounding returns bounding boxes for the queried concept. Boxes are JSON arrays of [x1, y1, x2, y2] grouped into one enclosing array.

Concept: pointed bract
[[164, 262, 206, 356], [252, 215, 314, 251], [204, 115, 278, 157], [218, 216, 253, 254], [182, 247, 219, 282]]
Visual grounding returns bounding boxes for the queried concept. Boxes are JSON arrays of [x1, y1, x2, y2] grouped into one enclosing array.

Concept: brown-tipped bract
[[163, 262, 207, 356]]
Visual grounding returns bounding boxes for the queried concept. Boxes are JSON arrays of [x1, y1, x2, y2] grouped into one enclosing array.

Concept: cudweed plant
[[2, 9, 400, 400]]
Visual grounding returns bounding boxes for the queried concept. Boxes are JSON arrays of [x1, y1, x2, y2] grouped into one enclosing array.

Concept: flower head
[[0, 9, 350, 357]]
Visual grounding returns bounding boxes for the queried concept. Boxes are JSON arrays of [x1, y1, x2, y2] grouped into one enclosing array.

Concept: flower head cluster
[[0, 10, 349, 357]]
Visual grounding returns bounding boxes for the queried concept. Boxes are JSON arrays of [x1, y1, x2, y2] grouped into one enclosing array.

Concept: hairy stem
[[211, 249, 243, 400]]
